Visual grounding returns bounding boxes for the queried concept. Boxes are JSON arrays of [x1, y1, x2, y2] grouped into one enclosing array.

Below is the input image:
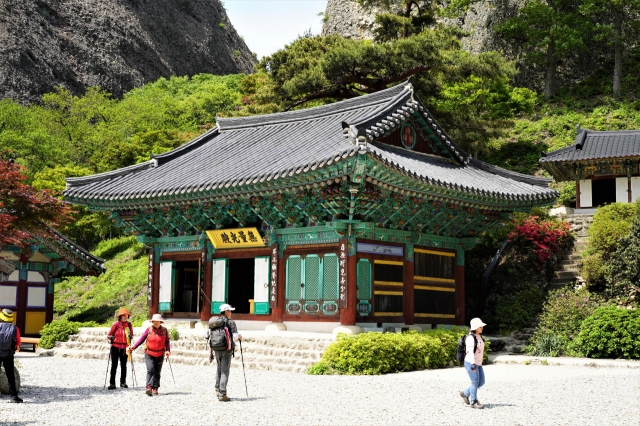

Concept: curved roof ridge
[[469, 158, 552, 187], [66, 160, 157, 188], [216, 83, 409, 131]]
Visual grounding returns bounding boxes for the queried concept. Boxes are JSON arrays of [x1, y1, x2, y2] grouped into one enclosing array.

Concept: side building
[[0, 227, 105, 336], [540, 128, 640, 213], [63, 82, 556, 333]]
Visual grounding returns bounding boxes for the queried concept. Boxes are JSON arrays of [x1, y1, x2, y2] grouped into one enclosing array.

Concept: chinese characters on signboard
[[270, 244, 278, 308], [338, 239, 348, 308], [205, 227, 265, 249], [147, 252, 154, 306]]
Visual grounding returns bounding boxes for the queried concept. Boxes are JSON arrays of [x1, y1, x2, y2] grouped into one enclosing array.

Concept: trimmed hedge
[[567, 306, 640, 359], [308, 328, 490, 375]]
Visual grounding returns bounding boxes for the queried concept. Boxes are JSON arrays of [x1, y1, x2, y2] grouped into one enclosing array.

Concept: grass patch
[[54, 236, 148, 325]]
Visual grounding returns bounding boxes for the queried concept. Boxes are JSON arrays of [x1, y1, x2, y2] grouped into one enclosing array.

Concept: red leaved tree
[[0, 157, 70, 247]]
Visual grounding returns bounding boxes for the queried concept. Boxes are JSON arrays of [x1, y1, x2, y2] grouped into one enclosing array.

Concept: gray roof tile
[[65, 82, 555, 205], [540, 128, 640, 163]]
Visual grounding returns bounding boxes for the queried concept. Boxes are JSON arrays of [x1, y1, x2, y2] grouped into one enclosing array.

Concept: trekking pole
[[167, 355, 176, 385], [239, 340, 248, 397], [130, 354, 138, 388], [103, 351, 111, 389]]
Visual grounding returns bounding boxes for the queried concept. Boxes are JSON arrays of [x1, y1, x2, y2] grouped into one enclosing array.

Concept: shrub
[[308, 328, 489, 375], [168, 324, 180, 341], [528, 333, 564, 357], [494, 286, 545, 334], [603, 215, 640, 304], [508, 216, 573, 270], [528, 287, 601, 355], [567, 306, 640, 359], [39, 319, 98, 349]]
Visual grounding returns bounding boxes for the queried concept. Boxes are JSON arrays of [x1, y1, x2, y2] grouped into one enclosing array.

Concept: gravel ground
[[2, 355, 639, 425]]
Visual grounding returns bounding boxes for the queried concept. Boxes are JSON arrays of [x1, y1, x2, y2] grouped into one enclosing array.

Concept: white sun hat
[[151, 314, 164, 322], [469, 318, 487, 331], [219, 303, 236, 312]]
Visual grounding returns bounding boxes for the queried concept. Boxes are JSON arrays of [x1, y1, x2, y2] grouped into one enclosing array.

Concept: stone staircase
[[549, 214, 592, 289], [53, 327, 334, 373]]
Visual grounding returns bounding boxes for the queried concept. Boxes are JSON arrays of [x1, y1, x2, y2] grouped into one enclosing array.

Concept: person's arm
[[466, 335, 477, 370], [229, 319, 241, 341], [164, 328, 171, 355], [107, 323, 117, 342], [131, 328, 149, 350], [14, 326, 21, 351]]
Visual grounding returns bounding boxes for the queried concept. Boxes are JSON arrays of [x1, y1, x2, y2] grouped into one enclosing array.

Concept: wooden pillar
[[403, 257, 414, 325], [340, 254, 357, 326], [455, 264, 465, 326], [576, 180, 581, 209], [272, 254, 285, 323], [149, 251, 160, 318], [201, 255, 212, 322], [17, 253, 27, 335], [629, 177, 632, 203]]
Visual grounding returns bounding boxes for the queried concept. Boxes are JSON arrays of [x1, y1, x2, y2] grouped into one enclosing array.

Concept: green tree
[[496, 0, 588, 99], [580, 0, 640, 98], [255, 31, 535, 156]]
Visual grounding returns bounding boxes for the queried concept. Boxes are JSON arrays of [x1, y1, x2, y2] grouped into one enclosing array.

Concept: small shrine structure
[[540, 128, 640, 212], [64, 82, 556, 332], [0, 227, 105, 336]]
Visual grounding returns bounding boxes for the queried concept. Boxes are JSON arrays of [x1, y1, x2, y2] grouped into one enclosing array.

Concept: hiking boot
[[218, 394, 230, 402], [107, 384, 116, 390], [10, 396, 23, 403], [145, 386, 153, 396], [470, 401, 484, 409], [152, 388, 159, 396], [459, 391, 470, 405], [120, 383, 128, 388]]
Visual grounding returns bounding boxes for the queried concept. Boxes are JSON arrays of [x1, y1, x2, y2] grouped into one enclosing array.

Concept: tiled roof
[[42, 226, 105, 273], [64, 82, 555, 206], [540, 128, 640, 163], [0, 258, 16, 275]]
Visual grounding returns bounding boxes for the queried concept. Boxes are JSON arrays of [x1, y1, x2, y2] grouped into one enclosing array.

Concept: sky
[[223, 0, 329, 59]]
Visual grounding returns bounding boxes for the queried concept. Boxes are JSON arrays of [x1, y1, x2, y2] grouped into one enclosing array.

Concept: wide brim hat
[[469, 317, 487, 331], [117, 308, 131, 318], [0, 309, 14, 322], [151, 314, 164, 322], [219, 303, 235, 313]]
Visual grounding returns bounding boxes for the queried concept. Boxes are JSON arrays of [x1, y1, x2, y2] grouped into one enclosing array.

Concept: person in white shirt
[[459, 318, 486, 409]]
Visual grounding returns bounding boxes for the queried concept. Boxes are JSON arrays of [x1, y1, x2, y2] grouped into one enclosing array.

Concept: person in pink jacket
[[459, 318, 486, 409]]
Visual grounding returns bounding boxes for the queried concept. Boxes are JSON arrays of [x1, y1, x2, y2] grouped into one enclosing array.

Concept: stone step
[[558, 263, 580, 271], [554, 270, 580, 279]]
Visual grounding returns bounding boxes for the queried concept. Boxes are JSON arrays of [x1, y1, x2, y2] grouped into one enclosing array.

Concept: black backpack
[[207, 316, 231, 352], [456, 333, 480, 363], [0, 322, 16, 357]]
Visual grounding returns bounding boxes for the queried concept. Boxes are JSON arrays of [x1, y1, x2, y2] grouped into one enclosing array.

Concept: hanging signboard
[[338, 238, 348, 309], [147, 252, 154, 307], [269, 244, 278, 308], [206, 227, 265, 249]]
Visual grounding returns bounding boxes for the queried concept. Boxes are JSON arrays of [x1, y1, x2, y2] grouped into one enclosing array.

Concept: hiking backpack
[[207, 316, 231, 351], [456, 333, 479, 363], [0, 322, 16, 357]]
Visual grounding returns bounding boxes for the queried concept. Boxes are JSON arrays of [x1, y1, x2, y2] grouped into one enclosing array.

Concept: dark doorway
[[228, 258, 255, 314], [592, 178, 616, 207], [174, 261, 199, 312]]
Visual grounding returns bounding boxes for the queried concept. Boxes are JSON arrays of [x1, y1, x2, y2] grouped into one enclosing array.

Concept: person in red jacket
[[128, 314, 171, 396], [106, 308, 134, 390]]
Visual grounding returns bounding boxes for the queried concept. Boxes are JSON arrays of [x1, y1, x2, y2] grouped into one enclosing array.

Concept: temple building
[[63, 82, 556, 333], [0, 227, 105, 336], [540, 128, 640, 213]]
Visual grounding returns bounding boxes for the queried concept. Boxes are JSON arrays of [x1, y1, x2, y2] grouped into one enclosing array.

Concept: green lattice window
[[285, 254, 340, 308], [322, 254, 339, 300], [357, 259, 372, 300], [286, 256, 302, 300]]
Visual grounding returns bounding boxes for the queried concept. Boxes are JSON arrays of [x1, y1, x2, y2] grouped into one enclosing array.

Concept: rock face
[[0, 0, 256, 103]]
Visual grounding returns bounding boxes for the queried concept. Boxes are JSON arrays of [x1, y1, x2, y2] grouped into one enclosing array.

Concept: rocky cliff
[[0, 0, 256, 103]]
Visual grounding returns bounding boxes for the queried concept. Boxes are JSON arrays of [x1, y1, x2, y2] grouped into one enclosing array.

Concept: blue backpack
[[0, 322, 16, 357]]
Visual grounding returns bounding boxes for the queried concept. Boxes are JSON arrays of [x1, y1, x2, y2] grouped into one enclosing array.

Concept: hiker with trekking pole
[[106, 308, 134, 390], [127, 313, 170, 396], [206, 304, 242, 402]]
